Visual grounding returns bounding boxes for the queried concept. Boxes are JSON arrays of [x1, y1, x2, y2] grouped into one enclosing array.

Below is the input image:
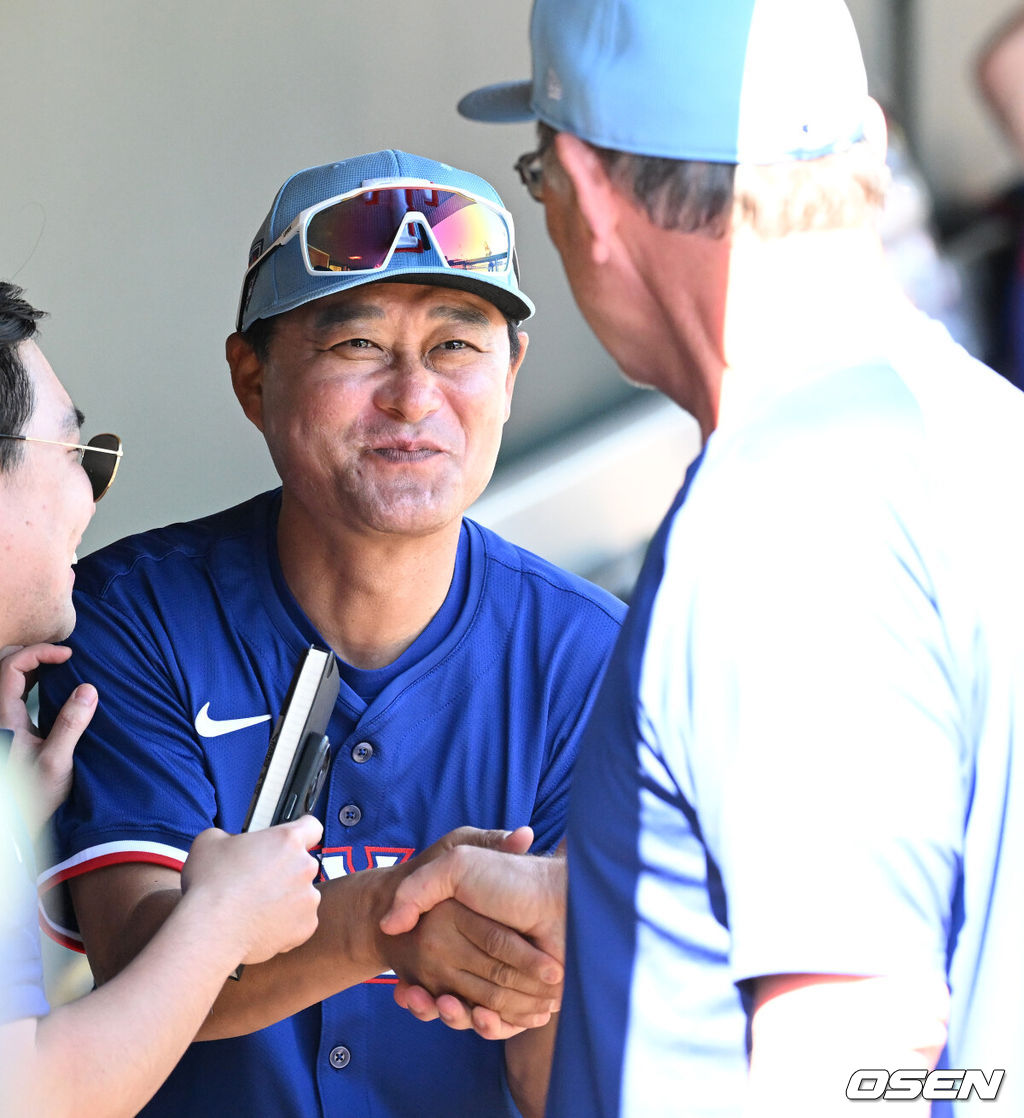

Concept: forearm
[[3, 892, 252, 1118], [745, 974, 950, 1118], [84, 865, 398, 1041], [504, 1017, 559, 1118], [198, 868, 396, 1038], [79, 825, 545, 1043]]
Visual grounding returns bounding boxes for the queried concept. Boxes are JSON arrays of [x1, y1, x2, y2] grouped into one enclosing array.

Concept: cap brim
[[457, 81, 535, 124], [375, 272, 534, 323]]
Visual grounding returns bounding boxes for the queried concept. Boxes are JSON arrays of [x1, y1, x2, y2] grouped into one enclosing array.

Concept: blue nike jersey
[[38, 490, 623, 1118]]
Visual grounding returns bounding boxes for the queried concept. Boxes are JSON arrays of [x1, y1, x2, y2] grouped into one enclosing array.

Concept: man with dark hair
[[380, 3, 1024, 1115], [0, 288, 39, 471], [0, 281, 324, 1117], [39, 151, 623, 1118]]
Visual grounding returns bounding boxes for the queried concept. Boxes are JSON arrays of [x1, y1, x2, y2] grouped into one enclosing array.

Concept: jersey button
[[339, 803, 362, 827], [329, 1045, 351, 1070], [351, 741, 374, 763]]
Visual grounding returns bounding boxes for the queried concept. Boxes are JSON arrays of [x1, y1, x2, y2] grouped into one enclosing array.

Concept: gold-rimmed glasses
[[0, 432, 123, 500]]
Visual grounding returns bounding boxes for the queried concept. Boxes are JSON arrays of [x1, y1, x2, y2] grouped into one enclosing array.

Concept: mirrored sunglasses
[[0, 431, 123, 501], [238, 179, 516, 327]]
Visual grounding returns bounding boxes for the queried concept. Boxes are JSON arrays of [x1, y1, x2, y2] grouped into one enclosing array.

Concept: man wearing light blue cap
[[380, 3, 1024, 1114], [37, 149, 624, 1118]]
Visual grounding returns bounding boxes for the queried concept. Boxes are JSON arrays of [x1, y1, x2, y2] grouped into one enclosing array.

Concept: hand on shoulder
[[0, 643, 97, 831]]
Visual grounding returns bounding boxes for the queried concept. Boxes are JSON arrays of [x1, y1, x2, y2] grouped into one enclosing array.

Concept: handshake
[[377, 824, 568, 1039], [194, 817, 569, 1039]]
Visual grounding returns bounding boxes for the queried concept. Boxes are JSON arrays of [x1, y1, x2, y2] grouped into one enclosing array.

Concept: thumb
[[16, 683, 97, 829], [379, 854, 462, 936], [276, 812, 324, 850], [38, 683, 98, 767], [499, 825, 534, 855], [380, 825, 535, 935], [440, 824, 534, 854]]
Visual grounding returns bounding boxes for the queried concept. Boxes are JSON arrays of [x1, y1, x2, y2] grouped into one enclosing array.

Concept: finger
[[181, 826, 227, 886], [400, 984, 443, 1023], [437, 824, 538, 854], [0, 642, 73, 684], [413, 910, 559, 1024], [279, 813, 324, 849], [469, 1004, 531, 1041], [454, 906, 563, 991], [0, 644, 74, 729], [388, 902, 561, 1026], [36, 684, 98, 767], [498, 825, 534, 855], [436, 968, 556, 1029], [435, 993, 476, 1031]]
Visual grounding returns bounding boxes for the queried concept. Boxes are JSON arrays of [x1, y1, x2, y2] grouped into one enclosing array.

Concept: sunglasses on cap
[[0, 431, 123, 501], [238, 178, 516, 328]]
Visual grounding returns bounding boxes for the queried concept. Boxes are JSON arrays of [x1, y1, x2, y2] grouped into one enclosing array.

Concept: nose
[[373, 358, 443, 424]]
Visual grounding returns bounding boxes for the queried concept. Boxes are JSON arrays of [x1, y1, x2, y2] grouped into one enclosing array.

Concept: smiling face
[[0, 342, 96, 647], [228, 282, 527, 543]]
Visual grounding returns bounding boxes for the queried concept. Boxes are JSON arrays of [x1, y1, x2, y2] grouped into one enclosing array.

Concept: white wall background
[[0, 0, 643, 555], [2, 1, 1022, 559]]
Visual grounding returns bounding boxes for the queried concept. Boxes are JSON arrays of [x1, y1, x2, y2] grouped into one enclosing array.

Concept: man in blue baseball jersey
[[38, 151, 624, 1118], [380, 2, 1024, 1114], [0, 280, 324, 1117]]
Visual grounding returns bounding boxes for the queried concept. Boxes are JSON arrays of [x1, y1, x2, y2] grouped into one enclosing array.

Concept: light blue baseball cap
[[237, 149, 535, 332], [458, 0, 869, 165]]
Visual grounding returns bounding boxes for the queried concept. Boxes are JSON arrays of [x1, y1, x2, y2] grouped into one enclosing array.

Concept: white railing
[[468, 396, 701, 597]]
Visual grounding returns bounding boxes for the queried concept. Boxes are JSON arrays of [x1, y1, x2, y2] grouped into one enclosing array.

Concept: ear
[[225, 332, 266, 432], [503, 330, 529, 422], [551, 132, 621, 265]]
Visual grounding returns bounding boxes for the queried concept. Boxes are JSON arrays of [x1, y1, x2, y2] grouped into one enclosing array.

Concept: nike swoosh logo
[[194, 703, 271, 738]]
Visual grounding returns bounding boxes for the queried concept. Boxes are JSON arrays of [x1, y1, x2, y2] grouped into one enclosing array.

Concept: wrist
[[328, 863, 406, 977], [160, 886, 248, 979], [532, 854, 568, 961]]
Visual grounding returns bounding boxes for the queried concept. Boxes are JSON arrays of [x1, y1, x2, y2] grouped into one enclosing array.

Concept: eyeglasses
[[238, 178, 518, 328], [0, 432, 123, 501], [514, 148, 546, 203]]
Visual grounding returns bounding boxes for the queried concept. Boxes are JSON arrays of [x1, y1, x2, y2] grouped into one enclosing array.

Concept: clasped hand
[[379, 826, 567, 1040]]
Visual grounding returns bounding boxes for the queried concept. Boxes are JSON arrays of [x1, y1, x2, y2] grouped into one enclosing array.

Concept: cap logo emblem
[[545, 66, 563, 102]]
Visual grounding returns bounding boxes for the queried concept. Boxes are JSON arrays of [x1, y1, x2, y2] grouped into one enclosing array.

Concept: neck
[[618, 221, 909, 442], [596, 204, 732, 441], [276, 494, 462, 669], [723, 224, 907, 380]]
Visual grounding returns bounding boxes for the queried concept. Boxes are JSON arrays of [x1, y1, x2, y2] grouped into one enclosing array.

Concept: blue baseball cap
[[237, 149, 535, 332], [458, 0, 869, 165]]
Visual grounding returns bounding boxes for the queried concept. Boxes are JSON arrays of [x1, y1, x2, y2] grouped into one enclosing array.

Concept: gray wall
[[2, 1, 1022, 556], [0, 0, 639, 555]]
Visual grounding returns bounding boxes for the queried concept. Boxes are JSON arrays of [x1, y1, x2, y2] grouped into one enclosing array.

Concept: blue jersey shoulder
[[73, 491, 278, 600], [465, 517, 626, 627]]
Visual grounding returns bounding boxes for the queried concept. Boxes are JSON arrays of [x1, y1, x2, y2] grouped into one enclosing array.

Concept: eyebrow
[[312, 302, 383, 335], [311, 299, 495, 336], [61, 406, 85, 440], [427, 304, 493, 330]]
